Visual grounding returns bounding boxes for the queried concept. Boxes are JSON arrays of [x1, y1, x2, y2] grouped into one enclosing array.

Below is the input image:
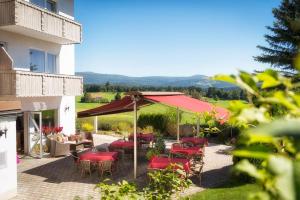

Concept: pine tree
[[254, 0, 300, 72]]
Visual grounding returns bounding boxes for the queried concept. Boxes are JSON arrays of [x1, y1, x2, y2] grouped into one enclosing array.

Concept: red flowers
[[42, 126, 63, 135]]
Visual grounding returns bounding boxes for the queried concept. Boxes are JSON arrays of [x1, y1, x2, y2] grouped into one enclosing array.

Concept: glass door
[[28, 112, 43, 158]]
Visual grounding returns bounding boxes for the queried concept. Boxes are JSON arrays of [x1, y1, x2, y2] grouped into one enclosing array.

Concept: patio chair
[[80, 160, 92, 177], [190, 160, 204, 185], [98, 160, 113, 179], [50, 140, 71, 157]]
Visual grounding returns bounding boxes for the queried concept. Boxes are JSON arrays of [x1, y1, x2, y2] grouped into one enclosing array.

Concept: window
[[46, 0, 57, 13], [30, 49, 57, 73], [30, 0, 57, 13], [30, 49, 45, 72], [30, 0, 45, 8], [46, 53, 57, 73]]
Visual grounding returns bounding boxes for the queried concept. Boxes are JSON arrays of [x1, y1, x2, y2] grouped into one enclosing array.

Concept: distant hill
[[76, 72, 235, 88]]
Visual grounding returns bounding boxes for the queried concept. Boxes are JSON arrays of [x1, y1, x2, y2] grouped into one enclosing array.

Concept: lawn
[[187, 181, 260, 200]]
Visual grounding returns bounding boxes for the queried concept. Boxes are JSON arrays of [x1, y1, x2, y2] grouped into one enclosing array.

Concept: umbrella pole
[[133, 98, 137, 179], [177, 107, 180, 142], [94, 116, 98, 134], [196, 116, 200, 137]]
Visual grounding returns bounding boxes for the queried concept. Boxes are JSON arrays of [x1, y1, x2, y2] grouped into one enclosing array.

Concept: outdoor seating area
[[55, 131, 206, 185], [13, 133, 232, 200]]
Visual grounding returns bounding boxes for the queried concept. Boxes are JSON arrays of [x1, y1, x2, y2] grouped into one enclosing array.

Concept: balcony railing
[[0, 0, 82, 44], [0, 70, 83, 97]]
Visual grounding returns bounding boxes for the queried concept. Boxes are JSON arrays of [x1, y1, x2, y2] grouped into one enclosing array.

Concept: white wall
[[59, 44, 75, 75], [58, 96, 76, 135], [0, 30, 75, 75], [0, 116, 17, 200], [19, 96, 76, 136], [0, 30, 61, 70]]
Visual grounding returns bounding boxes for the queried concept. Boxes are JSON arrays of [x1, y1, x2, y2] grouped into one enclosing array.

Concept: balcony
[[0, 0, 82, 44], [0, 45, 83, 98], [0, 70, 83, 97]]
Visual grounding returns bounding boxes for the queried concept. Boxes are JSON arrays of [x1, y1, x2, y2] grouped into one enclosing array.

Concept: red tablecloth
[[79, 151, 118, 162], [181, 137, 208, 146], [109, 140, 134, 149], [128, 133, 154, 142], [148, 156, 190, 172], [170, 146, 203, 156]]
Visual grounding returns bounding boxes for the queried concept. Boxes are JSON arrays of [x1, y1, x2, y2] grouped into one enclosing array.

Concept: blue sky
[[75, 0, 280, 77]]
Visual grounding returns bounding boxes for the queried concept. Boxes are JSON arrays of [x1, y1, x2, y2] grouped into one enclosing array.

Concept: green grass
[[187, 181, 260, 200]]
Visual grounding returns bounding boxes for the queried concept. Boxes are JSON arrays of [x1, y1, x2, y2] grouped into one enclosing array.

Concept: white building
[[0, 0, 82, 198]]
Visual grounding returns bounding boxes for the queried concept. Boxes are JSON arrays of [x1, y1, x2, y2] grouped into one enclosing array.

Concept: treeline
[[83, 82, 247, 101]]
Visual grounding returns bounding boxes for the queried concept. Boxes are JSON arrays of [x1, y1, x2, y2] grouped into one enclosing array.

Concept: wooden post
[[133, 97, 138, 179], [94, 116, 98, 134], [177, 107, 180, 142]]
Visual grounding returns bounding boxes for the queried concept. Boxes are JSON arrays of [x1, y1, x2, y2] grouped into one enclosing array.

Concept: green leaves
[[257, 70, 281, 89], [216, 68, 300, 200]]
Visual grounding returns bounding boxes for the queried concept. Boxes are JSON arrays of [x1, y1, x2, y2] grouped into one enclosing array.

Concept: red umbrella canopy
[[143, 95, 229, 122]]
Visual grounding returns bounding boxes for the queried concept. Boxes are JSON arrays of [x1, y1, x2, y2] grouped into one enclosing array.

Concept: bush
[[146, 133, 166, 160], [81, 122, 94, 132], [146, 148, 160, 160], [138, 114, 168, 133], [94, 167, 192, 200], [99, 123, 112, 131], [144, 166, 192, 199], [111, 122, 133, 133], [99, 98, 110, 103]]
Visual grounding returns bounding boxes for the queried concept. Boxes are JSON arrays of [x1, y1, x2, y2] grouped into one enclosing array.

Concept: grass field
[[187, 181, 260, 200], [76, 92, 232, 132]]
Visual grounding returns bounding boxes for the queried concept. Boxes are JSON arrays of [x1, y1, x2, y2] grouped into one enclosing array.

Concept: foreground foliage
[[96, 166, 191, 200], [215, 66, 300, 200]]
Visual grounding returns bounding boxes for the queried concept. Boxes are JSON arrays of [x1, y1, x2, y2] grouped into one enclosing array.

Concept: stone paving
[[12, 135, 233, 200]]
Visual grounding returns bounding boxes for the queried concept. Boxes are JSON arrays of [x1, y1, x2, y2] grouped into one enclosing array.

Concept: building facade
[[0, 0, 82, 198]]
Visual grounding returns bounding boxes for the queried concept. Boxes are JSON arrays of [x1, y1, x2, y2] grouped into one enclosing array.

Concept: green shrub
[[146, 148, 160, 160], [144, 165, 192, 199], [99, 98, 110, 103], [138, 114, 168, 133], [95, 167, 191, 200], [81, 122, 94, 132], [96, 180, 141, 200], [99, 123, 112, 131]]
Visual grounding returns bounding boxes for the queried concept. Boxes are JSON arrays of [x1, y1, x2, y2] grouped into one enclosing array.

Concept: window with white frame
[[30, 0, 57, 13], [46, 53, 57, 73], [30, 49, 57, 74]]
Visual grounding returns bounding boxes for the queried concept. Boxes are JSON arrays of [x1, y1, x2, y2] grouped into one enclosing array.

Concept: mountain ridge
[[76, 72, 234, 88]]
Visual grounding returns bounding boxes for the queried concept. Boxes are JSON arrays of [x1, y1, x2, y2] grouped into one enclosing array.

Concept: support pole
[[39, 112, 43, 159], [133, 98, 137, 179], [177, 107, 180, 142], [196, 116, 200, 137], [94, 116, 98, 134]]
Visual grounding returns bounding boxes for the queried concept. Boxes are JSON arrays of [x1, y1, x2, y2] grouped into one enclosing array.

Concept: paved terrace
[[12, 135, 233, 200]]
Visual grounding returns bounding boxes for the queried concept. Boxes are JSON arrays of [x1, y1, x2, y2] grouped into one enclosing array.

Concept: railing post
[[62, 19, 66, 38], [41, 12, 45, 32]]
